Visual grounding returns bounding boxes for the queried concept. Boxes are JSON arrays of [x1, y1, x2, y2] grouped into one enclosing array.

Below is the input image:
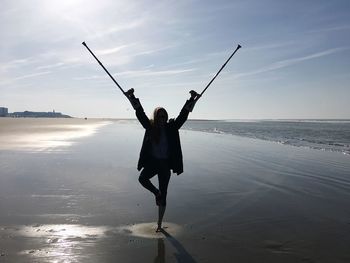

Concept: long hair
[[150, 107, 168, 143]]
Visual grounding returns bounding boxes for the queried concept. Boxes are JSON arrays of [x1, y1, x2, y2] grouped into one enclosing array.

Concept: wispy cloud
[[246, 41, 296, 51], [132, 44, 178, 57], [309, 25, 350, 34], [2, 56, 70, 72], [36, 62, 65, 70], [0, 57, 35, 71], [73, 68, 195, 82], [234, 47, 349, 79], [90, 19, 147, 39], [0, 71, 52, 87], [13, 71, 52, 81], [73, 75, 106, 81], [276, 48, 348, 65], [97, 45, 131, 56], [116, 68, 196, 77]]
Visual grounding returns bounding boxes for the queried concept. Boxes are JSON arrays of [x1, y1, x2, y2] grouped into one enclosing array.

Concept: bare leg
[[139, 167, 158, 196], [156, 205, 166, 232]]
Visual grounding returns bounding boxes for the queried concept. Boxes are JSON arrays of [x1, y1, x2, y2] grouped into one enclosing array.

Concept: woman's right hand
[[125, 88, 135, 99]]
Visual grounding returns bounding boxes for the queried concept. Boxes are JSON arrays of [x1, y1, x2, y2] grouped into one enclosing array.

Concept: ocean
[[183, 119, 350, 155]]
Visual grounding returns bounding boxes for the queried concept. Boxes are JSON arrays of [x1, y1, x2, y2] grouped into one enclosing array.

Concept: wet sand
[[0, 118, 350, 262], [0, 118, 112, 151]]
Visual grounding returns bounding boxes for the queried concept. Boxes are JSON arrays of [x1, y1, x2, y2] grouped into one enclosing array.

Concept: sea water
[[183, 119, 350, 155]]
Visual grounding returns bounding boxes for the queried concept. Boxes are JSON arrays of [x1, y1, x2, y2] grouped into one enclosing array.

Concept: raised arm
[[173, 90, 201, 130], [125, 89, 151, 130]]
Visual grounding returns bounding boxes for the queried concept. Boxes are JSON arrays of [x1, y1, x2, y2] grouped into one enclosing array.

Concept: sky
[[1, 0, 349, 119]]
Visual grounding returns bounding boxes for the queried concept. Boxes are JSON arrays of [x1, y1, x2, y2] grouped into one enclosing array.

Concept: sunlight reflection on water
[[18, 224, 110, 261], [0, 121, 112, 152]]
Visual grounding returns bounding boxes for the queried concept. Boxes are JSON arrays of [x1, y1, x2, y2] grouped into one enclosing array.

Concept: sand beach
[[0, 118, 350, 262]]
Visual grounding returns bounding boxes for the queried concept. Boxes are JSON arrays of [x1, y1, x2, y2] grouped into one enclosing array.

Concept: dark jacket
[[135, 100, 193, 175]]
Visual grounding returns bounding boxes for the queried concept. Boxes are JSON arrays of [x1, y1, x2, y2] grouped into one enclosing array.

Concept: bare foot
[[156, 225, 162, 232]]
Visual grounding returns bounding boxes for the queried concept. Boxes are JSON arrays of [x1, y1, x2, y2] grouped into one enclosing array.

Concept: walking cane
[[197, 44, 241, 99], [82, 42, 134, 97]]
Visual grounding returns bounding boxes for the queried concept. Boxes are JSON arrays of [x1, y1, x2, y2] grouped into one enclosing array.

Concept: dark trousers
[[138, 159, 171, 206]]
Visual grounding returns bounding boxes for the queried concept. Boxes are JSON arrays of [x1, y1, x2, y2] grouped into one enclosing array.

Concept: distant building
[[2, 107, 72, 118], [8, 110, 71, 118], [0, 107, 8, 117]]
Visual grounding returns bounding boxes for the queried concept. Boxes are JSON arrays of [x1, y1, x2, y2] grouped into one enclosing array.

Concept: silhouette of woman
[[126, 89, 200, 231]]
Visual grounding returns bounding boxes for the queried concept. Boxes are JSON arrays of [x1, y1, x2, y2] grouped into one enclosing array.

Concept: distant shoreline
[[5, 111, 72, 118], [1, 116, 349, 122]]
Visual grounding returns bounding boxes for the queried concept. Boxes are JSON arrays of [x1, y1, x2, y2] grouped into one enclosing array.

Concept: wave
[[222, 119, 350, 124], [183, 123, 350, 156]]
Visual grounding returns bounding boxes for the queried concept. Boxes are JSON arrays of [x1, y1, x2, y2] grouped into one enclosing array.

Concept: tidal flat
[[1, 118, 350, 262]]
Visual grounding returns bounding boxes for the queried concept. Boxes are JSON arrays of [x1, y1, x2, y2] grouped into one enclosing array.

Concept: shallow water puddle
[[118, 222, 183, 239], [2, 224, 110, 260]]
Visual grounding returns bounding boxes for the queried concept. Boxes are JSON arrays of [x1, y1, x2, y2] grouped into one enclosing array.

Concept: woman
[[126, 89, 200, 231]]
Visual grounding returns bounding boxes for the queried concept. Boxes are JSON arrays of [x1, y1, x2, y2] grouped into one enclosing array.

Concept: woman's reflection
[[154, 238, 165, 263]]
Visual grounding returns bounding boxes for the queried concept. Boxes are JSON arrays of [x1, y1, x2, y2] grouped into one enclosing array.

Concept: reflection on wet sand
[[11, 224, 110, 261], [1, 223, 196, 263], [154, 238, 165, 263], [0, 119, 111, 152], [152, 229, 197, 263], [117, 222, 196, 262], [118, 222, 182, 239]]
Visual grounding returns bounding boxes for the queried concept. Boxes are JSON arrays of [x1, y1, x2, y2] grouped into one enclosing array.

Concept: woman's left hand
[[189, 90, 201, 101]]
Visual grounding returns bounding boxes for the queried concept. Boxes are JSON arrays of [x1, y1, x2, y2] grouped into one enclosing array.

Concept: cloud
[[309, 24, 350, 34], [13, 71, 52, 81], [73, 68, 196, 85], [132, 44, 178, 57], [275, 48, 348, 66], [89, 19, 148, 39], [96, 45, 131, 56], [245, 41, 296, 51], [116, 68, 196, 77], [36, 62, 65, 70], [234, 47, 349, 79], [1, 54, 75, 73], [73, 75, 106, 81], [0, 70, 52, 87], [0, 57, 36, 71]]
